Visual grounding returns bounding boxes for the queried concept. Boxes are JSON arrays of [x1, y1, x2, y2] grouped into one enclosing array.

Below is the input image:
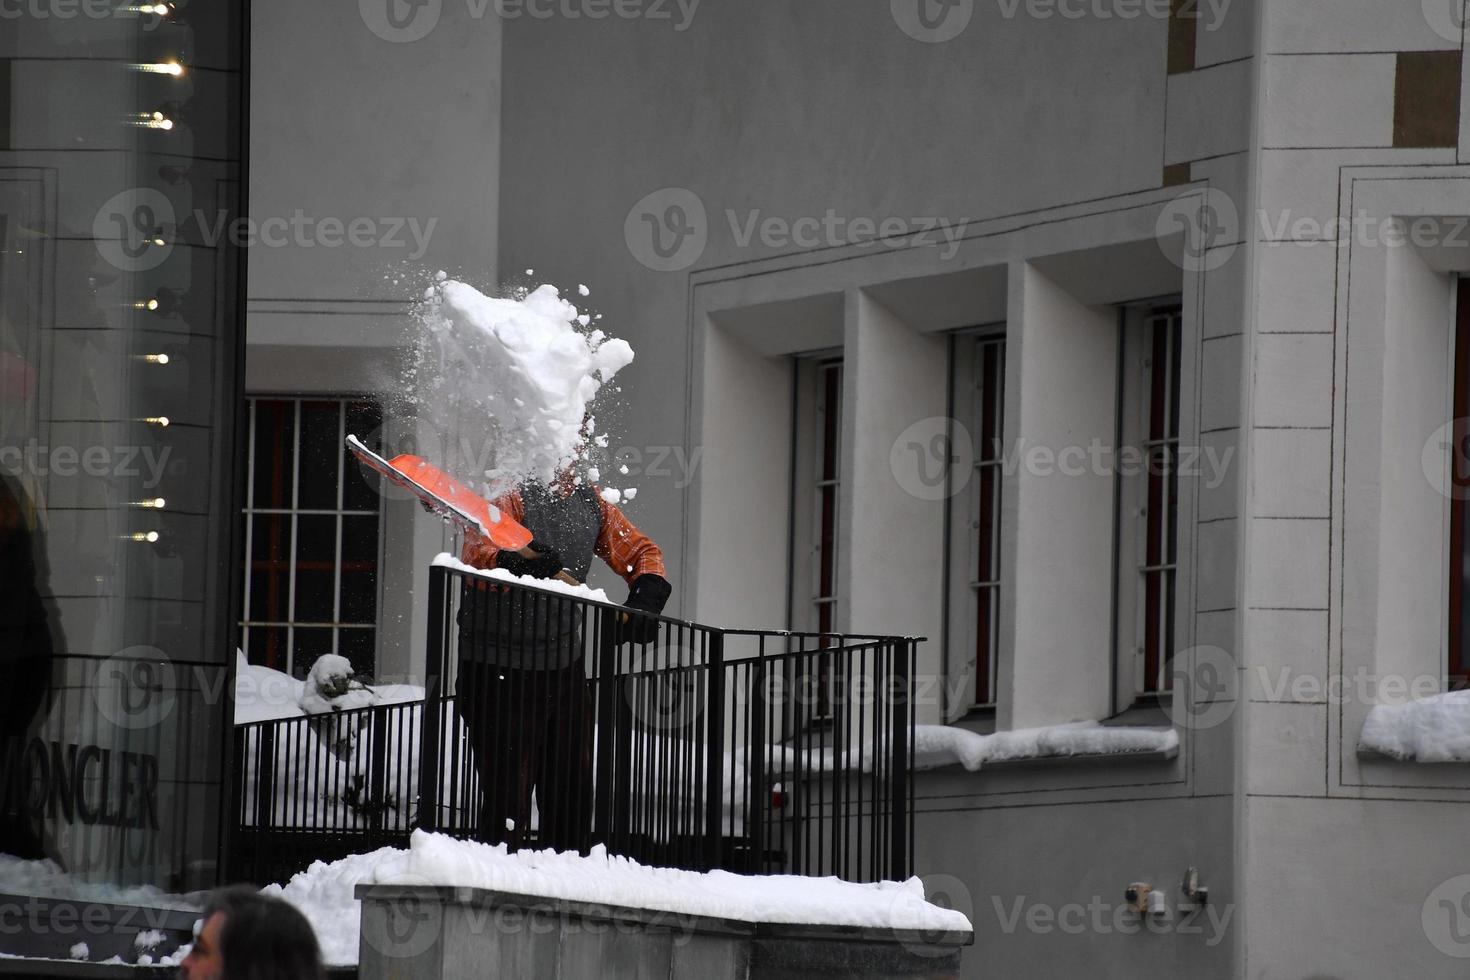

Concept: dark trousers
[[456, 657, 593, 853]]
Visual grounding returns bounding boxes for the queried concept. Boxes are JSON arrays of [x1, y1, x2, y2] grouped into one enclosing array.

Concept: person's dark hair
[[203, 885, 324, 980]]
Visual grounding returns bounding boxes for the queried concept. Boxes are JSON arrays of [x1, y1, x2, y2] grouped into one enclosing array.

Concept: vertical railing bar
[[704, 629, 725, 870], [418, 565, 446, 833], [890, 638, 910, 882]]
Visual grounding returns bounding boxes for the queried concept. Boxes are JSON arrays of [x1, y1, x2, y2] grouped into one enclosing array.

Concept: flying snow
[[415, 277, 634, 493]]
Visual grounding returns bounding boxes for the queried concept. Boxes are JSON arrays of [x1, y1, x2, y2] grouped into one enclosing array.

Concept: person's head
[[178, 886, 323, 980]]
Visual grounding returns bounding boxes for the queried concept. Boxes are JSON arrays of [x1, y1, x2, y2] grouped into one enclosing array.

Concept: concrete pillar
[[1000, 261, 1119, 730], [839, 290, 949, 723]]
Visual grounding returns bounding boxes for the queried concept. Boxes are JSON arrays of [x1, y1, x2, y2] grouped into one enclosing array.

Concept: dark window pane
[[297, 400, 341, 511], [248, 626, 289, 673], [339, 515, 379, 624], [338, 628, 376, 679], [294, 514, 337, 623], [252, 400, 296, 509], [249, 513, 293, 624], [342, 402, 384, 512], [292, 628, 334, 677]]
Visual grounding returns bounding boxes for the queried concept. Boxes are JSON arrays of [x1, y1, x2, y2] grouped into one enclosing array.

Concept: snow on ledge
[[269, 831, 969, 965], [913, 722, 1178, 772], [1359, 689, 1470, 762], [432, 552, 613, 603]]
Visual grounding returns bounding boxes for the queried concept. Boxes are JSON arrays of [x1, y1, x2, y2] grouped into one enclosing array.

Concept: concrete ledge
[[916, 743, 1179, 775], [1356, 746, 1470, 764], [0, 893, 198, 966], [354, 884, 971, 980]]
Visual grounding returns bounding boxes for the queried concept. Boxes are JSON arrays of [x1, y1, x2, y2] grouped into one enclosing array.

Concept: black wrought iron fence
[[230, 563, 917, 886]]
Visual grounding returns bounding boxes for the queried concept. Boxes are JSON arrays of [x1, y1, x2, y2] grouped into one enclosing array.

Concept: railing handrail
[[233, 697, 416, 733], [436, 555, 924, 644]]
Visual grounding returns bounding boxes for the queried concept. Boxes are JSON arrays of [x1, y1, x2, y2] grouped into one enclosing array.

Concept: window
[[240, 397, 384, 678], [813, 359, 843, 637], [1116, 307, 1183, 700], [1449, 280, 1470, 689], [788, 356, 843, 718], [945, 331, 1006, 712]]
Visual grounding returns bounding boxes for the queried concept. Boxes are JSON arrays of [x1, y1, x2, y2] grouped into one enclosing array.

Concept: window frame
[[1113, 304, 1184, 707], [1449, 278, 1470, 689], [942, 326, 1007, 719], [239, 394, 386, 678]]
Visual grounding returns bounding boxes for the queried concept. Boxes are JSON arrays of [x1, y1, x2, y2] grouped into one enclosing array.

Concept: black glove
[[619, 573, 671, 645], [496, 539, 565, 580]]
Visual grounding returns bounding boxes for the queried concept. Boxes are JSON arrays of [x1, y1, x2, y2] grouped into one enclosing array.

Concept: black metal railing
[[231, 563, 917, 886]]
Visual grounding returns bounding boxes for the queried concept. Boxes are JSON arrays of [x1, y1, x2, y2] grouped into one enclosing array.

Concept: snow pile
[[415, 277, 634, 493], [299, 655, 376, 715], [264, 846, 405, 966], [267, 832, 969, 965], [1360, 689, 1470, 761], [234, 651, 423, 726], [912, 722, 1178, 772]]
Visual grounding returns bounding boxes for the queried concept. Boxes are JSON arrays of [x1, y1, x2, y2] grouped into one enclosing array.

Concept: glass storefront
[[0, 0, 247, 894]]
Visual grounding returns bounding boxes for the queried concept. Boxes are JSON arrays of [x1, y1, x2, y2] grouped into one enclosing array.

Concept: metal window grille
[[239, 397, 384, 677]]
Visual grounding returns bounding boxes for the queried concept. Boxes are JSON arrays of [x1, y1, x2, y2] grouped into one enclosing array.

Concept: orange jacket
[[460, 486, 666, 586]]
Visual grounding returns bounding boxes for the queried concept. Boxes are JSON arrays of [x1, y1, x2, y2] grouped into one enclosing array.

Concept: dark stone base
[[356, 885, 970, 980]]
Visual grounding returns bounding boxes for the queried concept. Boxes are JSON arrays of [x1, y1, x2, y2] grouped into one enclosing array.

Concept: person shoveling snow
[[358, 276, 671, 855]]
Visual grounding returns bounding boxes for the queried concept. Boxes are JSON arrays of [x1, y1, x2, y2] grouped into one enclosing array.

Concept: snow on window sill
[[1357, 689, 1470, 763], [913, 722, 1179, 774]]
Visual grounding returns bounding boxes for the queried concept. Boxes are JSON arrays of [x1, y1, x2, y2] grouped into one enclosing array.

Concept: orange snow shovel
[[346, 434, 579, 586]]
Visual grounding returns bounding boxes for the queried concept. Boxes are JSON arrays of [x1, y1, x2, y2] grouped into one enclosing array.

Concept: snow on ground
[[1360, 689, 1470, 761], [269, 830, 970, 965], [912, 722, 1178, 772], [415, 277, 634, 493]]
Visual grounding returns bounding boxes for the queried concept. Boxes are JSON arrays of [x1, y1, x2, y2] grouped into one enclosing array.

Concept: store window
[[0, 0, 247, 897]]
